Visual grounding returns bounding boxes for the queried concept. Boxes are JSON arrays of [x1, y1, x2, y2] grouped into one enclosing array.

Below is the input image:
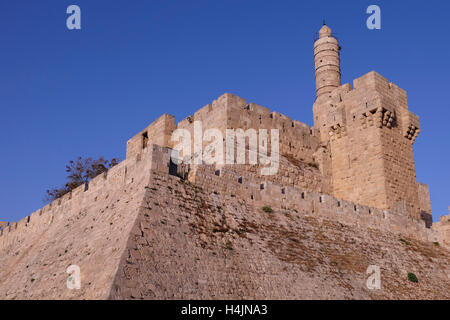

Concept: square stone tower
[[312, 24, 429, 221]]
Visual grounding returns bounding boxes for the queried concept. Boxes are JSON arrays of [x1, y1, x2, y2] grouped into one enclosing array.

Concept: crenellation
[[0, 145, 171, 252], [126, 114, 176, 159], [177, 151, 435, 242], [193, 103, 213, 119], [431, 208, 450, 247], [0, 221, 8, 231], [125, 91, 322, 177]]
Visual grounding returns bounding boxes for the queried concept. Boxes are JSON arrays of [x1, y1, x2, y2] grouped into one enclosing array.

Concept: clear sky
[[0, 0, 449, 223]]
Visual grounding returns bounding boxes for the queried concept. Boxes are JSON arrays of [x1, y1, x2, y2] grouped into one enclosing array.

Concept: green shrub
[[407, 272, 418, 283], [262, 206, 274, 213], [433, 241, 440, 247]]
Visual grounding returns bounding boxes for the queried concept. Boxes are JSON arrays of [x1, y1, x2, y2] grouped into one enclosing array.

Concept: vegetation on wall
[[45, 157, 119, 202]]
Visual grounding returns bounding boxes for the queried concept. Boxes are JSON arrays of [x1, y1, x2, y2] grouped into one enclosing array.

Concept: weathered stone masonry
[[0, 24, 448, 300], [123, 26, 433, 229]]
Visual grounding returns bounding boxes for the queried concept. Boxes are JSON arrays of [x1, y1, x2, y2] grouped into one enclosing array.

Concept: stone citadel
[[0, 24, 449, 299]]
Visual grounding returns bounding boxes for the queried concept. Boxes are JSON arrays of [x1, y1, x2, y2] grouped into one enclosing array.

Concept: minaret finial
[[323, 19, 326, 26]]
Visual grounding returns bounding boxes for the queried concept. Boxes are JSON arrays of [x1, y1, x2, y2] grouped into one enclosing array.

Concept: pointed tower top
[[319, 24, 332, 38]]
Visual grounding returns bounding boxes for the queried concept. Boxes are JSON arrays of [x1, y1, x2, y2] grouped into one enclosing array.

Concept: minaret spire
[[313, 24, 341, 99]]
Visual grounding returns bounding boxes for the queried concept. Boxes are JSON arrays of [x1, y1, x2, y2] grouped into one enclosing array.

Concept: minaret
[[314, 23, 341, 99]]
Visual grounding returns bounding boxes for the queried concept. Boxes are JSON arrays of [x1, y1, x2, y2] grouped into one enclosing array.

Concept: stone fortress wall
[[3, 70, 437, 251], [1, 127, 445, 256], [99, 84, 449, 245], [0, 145, 177, 299], [0, 23, 448, 260], [0, 143, 449, 299], [1, 141, 443, 256], [0, 144, 170, 251]]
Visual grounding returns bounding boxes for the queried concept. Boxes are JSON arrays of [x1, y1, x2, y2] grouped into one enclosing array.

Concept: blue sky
[[0, 0, 449, 223]]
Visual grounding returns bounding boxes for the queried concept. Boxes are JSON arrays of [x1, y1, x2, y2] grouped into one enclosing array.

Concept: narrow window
[[142, 131, 149, 149], [215, 170, 220, 176], [238, 177, 242, 184], [169, 159, 178, 176], [260, 183, 264, 190]]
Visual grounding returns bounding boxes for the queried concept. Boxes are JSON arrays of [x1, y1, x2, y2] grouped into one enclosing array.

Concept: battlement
[[0, 221, 8, 231], [163, 148, 438, 244], [440, 207, 450, 223], [126, 93, 320, 167], [126, 114, 176, 159], [2, 142, 442, 252], [312, 70, 427, 221], [314, 71, 418, 141], [432, 209, 450, 247], [0, 144, 173, 250]]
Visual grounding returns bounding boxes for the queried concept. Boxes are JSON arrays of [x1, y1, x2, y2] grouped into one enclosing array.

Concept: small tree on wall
[[45, 157, 119, 202]]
